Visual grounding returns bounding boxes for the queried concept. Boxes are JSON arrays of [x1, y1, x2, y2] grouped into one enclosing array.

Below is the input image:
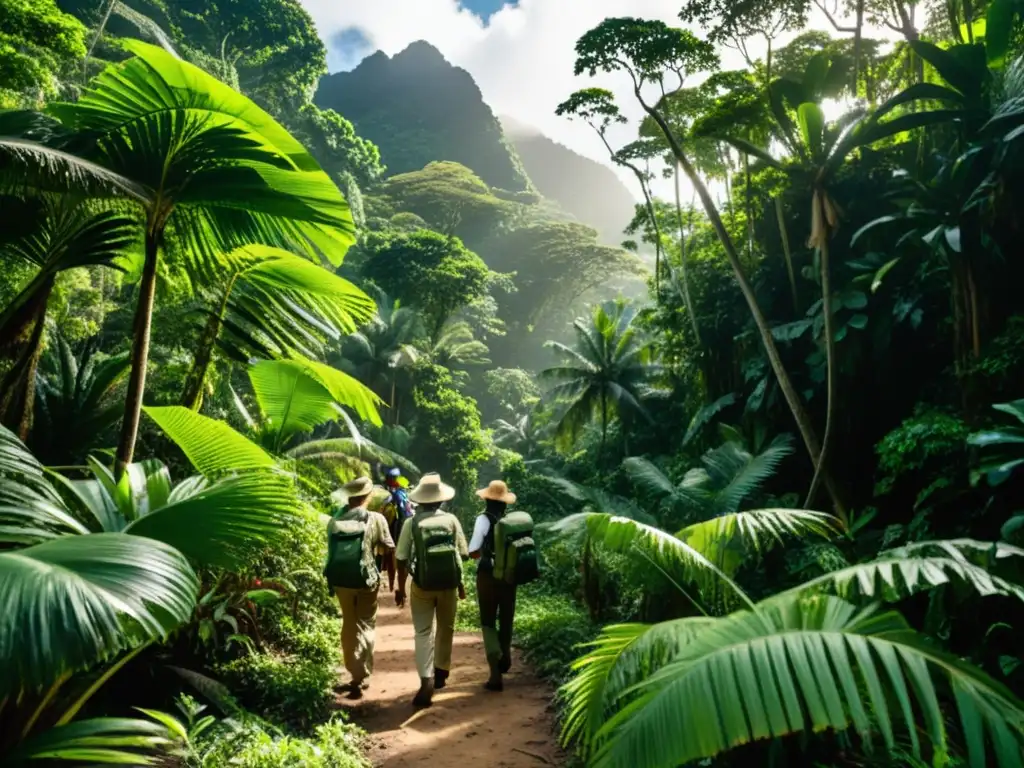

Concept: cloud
[[299, 0, 890, 201]]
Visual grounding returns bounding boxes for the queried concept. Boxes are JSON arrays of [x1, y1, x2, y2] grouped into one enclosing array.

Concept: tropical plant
[[427, 317, 490, 369], [624, 432, 796, 525], [559, 517, 1024, 767], [7, 40, 358, 474], [179, 244, 375, 410], [969, 399, 1024, 487], [0, 417, 296, 570], [31, 332, 130, 465], [337, 289, 423, 423], [0, 196, 136, 438], [539, 299, 664, 454]]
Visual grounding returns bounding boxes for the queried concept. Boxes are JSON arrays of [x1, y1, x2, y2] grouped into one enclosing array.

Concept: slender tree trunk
[[854, 0, 865, 96], [600, 388, 608, 460], [775, 196, 799, 313], [743, 147, 754, 261], [967, 262, 981, 358], [673, 166, 701, 344], [804, 228, 838, 511], [641, 99, 846, 520], [0, 294, 51, 441], [180, 281, 234, 410], [0, 269, 57, 350], [116, 228, 159, 477]]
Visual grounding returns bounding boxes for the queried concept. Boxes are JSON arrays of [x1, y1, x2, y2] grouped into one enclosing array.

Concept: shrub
[[269, 613, 341, 667], [204, 717, 368, 768], [216, 653, 335, 732]]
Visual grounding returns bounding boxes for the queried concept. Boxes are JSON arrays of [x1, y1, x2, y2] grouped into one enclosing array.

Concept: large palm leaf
[[142, 405, 276, 475], [580, 594, 1024, 768], [248, 357, 382, 452], [0, 533, 198, 699], [6, 717, 172, 766], [771, 539, 1024, 605], [180, 244, 375, 409]]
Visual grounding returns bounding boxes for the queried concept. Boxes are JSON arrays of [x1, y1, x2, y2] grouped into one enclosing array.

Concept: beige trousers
[[334, 586, 379, 682], [410, 582, 458, 678]]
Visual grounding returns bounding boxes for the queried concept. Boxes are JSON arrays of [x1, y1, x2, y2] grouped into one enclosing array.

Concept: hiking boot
[[412, 677, 434, 708], [434, 668, 449, 690], [346, 685, 364, 700], [484, 664, 503, 692], [499, 655, 512, 674]]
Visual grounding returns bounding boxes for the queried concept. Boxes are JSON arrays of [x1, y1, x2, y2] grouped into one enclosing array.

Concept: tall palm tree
[[539, 299, 663, 454], [0, 196, 136, 438], [9, 40, 358, 475], [338, 289, 423, 424], [178, 244, 375, 410]]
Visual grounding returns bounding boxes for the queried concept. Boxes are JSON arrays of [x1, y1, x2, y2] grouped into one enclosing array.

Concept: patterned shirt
[[326, 504, 395, 588]]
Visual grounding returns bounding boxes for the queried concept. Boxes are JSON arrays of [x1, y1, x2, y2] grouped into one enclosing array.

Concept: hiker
[[323, 476, 395, 699], [468, 480, 539, 691], [378, 467, 412, 592], [394, 472, 469, 708]]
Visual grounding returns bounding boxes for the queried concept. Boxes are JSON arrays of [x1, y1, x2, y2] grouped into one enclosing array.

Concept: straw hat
[[408, 472, 456, 504], [476, 480, 516, 505], [342, 476, 374, 497]]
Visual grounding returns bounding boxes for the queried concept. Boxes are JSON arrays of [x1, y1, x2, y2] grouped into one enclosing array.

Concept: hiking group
[[323, 469, 539, 708]]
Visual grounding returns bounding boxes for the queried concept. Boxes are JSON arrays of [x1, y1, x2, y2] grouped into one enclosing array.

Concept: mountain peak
[[393, 40, 449, 65]]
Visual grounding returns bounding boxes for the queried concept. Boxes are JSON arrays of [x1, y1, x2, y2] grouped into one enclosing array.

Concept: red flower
[[253, 579, 262, 587]]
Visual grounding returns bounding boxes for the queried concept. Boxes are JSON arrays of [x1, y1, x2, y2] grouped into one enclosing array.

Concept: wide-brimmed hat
[[408, 472, 456, 504], [342, 476, 374, 498], [476, 480, 516, 505]]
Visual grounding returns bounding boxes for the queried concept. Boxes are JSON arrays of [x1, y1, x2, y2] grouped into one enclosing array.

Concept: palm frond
[[0, 533, 198, 699], [713, 433, 795, 514], [7, 716, 172, 765], [771, 539, 1024, 605], [143, 406, 276, 475], [287, 438, 420, 476], [589, 595, 1024, 768]]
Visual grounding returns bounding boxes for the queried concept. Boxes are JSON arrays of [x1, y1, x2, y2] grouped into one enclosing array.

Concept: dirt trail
[[335, 581, 565, 767]]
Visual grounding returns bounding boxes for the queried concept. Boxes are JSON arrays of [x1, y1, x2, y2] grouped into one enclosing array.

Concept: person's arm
[[377, 513, 396, 550], [394, 518, 412, 607], [454, 518, 469, 599], [467, 514, 489, 560]]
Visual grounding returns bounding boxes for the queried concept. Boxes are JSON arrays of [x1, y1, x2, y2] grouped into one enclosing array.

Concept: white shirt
[[468, 514, 492, 554]]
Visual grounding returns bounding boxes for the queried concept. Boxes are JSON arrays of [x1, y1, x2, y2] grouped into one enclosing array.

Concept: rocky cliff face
[[315, 41, 532, 193]]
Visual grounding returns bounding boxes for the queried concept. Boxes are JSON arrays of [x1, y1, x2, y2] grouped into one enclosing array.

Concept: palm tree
[[539, 299, 663, 454], [178, 244, 375, 410], [9, 41, 358, 475], [338, 289, 423, 424], [557, 514, 1024, 767], [31, 332, 130, 466], [493, 410, 547, 460], [427, 317, 490, 369], [0, 196, 136, 438], [623, 432, 795, 527]]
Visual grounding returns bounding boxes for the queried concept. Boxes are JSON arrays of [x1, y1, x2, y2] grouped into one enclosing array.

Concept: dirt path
[[335, 581, 565, 767]]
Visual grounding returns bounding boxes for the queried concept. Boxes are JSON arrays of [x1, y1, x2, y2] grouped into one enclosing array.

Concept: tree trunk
[[641, 99, 846, 520], [116, 228, 160, 477], [775, 196, 799, 313], [743, 148, 754, 261], [854, 0, 865, 97], [180, 282, 234, 411], [804, 228, 838, 512], [0, 269, 57, 352], [0, 287, 51, 441], [673, 166, 702, 344]]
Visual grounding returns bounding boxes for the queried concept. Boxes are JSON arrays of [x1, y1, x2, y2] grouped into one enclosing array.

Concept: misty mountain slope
[[315, 41, 532, 193], [501, 115, 638, 247]]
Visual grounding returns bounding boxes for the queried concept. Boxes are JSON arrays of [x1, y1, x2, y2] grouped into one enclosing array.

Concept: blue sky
[[459, 0, 517, 19]]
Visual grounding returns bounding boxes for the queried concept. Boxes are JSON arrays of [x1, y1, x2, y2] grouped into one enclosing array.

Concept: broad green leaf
[[797, 103, 825, 161], [144, 406, 276, 475], [987, 0, 1017, 67], [7, 717, 171, 765], [0, 534, 198, 698]]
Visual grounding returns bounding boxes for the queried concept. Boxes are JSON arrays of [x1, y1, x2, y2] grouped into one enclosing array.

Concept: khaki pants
[[477, 569, 516, 666], [410, 582, 458, 678], [334, 586, 379, 682]]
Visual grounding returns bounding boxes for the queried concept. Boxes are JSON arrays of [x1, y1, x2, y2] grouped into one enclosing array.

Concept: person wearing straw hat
[[468, 479, 518, 691], [324, 476, 395, 699], [394, 472, 469, 708]]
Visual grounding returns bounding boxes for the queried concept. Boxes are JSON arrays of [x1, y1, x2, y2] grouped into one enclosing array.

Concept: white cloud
[[300, 0, 897, 202]]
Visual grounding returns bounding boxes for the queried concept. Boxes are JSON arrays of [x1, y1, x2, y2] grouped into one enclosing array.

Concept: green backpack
[[324, 510, 376, 590], [492, 510, 539, 586], [411, 513, 462, 591]]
